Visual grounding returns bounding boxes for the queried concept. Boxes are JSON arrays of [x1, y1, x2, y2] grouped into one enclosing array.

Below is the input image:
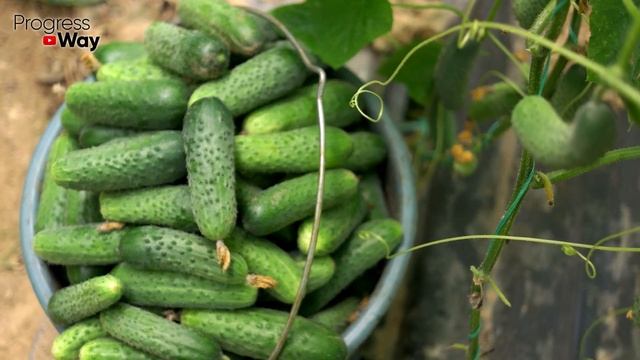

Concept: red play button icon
[[42, 35, 56, 46]]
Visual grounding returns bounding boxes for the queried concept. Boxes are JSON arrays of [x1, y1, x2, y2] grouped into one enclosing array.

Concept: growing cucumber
[[48, 275, 123, 324], [311, 297, 360, 332], [51, 317, 106, 360], [550, 65, 589, 119], [51, 131, 186, 191], [94, 42, 146, 64], [61, 107, 89, 137], [145, 22, 229, 80], [79, 337, 158, 360], [66, 265, 111, 285], [303, 218, 403, 313], [235, 126, 353, 173], [469, 82, 522, 122], [434, 37, 481, 110], [243, 169, 359, 236], [100, 304, 222, 360], [111, 263, 257, 309], [297, 190, 367, 256], [96, 58, 180, 82], [177, 0, 278, 56], [34, 224, 126, 265], [79, 125, 138, 148], [65, 80, 189, 130], [360, 174, 390, 220], [513, 0, 551, 28], [242, 80, 360, 134], [119, 225, 248, 284], [181, 308, 347, 360], [294, 254, 336, 292], [184, 97, 236, 240], [570, 100, 617, 164], [189, 44, 308, 113], [343, 132, 386, 172]]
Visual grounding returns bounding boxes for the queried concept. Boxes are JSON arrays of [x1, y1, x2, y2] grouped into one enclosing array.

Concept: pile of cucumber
[[34, 0, 403, 359]]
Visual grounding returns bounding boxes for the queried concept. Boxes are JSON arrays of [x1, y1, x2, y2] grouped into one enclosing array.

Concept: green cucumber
[[235, 126, 353, 173], [297, 190, 367, 256], [111, 263, 256, 309], [65, 80, 189, 130], [96, 58, 180, 82], [550, 65, 589, 119], [67, 265, 111, 285], [359, 174, 390, 220], [48, 275, 123, 324], [100, 304, 222, 360], [184, 97, 236, 240], [145, 22, 229, 80], [119, 225, 248, 284], [189, 44, 308, 113], [79, 125, 138, 148], [469, 82, 522, 122], [34, 224, 126, 265], [61, 107, 89, 137], [79, 337, 158, 360], [294, 254, 336, 292], [94, 42, 146, 64], [51, 317, 106, 360], [311, 297, 359, 332], [51, 131, 186, 191], [513, 0, 551, 28], [177, 0, 278, 56], [343, 131, 386, 172], [303, 218, 403, 313], [236, 179, 261, 215], [242, 169, 359, 236], [242, 80, 360, 134], [181, 308, 347, 360], [570, 101, 617, 164], [434, 37, 481, 110]]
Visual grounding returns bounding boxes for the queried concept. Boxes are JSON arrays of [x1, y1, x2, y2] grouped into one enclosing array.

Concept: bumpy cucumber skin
[[343, 132, 386, 172], [243, 80, 360, 134], [79, 337, 158, 360], [303, 219, 403, 313], [360, 174, 390, 220], [48, 275, 123, 325], [243, 169, 359, 236], [119, 225, 248, 284], [182, 308, 347, 360], [145, 22, 229, 81], [79, 125, 138, 148], [100, 304, 222, 360], [51, 317, 106, 360], [469, 82, 522, 122], [184, 98, 237, 240], [61, 107, 88, 137], [177, 0, 278, 56], [570, 101, 616, 165], [94, 42, 146, 64], [513, 0, 551, 28], [65, 80, 189, 130], [235, 126, 353, 173], [51, 131, 186, 192], [294, 255, 336, 292], [298, 191, 367, 256], [236, 179, 261, 215], [96, 58, 180, 82], [34, 224, 126, 265], [311, 297, 359, 333], [189, 45, 308, 113], [111, 263, 257, 309], [434, 38, 481, 110], [550, 65, 588, 119], [100, 186, 197, 232], [66, 265, 111, 285]]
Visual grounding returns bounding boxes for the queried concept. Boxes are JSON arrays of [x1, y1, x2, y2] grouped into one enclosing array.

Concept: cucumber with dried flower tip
[[111, 263, 257, 309], [235, 126, 353, 173], [96, 58, 180, 82], [359, 174, 390, 220], [65, 80, 189, 130], [48, 275, 123, 324], [79, 125, 138, 148], [242, 80, 360, 134], [297, 191, 367, 256], [343, 131, 386, 172], [34, 224, 127, 265], [51, 317, 106, 360], [144, 22, 229, 81], [184, 97, 236, 240], [94, 42, 146, 64], [293, 254, 335, 292], [189, 44, 308, 113], [119, 225, 248, 284], [182, 308, 347, 360], [61, 107, 89, 137], [303, 219, 403, 313], [51, 131, 186, 192], [100, 304, 222, 360], [66, 265, 111, 285], [79, 337, 158, 360], [243, 169, 359, 236], [177, 0, 278, 56], [311, 297, 360, 332], [434, 37, 481, 110]]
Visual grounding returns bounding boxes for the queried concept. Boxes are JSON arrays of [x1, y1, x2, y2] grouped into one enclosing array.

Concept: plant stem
[[528, 54, 548, 95], [486, 0, 503, 22], [391, 2, 464, 17], [542, 7, 582, 97], [616, 5, 640, 72]]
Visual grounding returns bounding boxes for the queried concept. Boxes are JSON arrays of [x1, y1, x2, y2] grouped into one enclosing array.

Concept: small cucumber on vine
[[48, 275, 123, 324], [512, 0, 551, 29], [79, 337, 158, 360], [550, 65, 589, 119], [434, 37, 481, 110], [469, 82, 522, 122], [51, 317, 106, 360], [94, 42, 146, 64], [511, 96, 616, 169]]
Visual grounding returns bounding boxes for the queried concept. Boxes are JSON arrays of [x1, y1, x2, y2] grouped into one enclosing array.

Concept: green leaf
[[378, 41, 442, 105], [272, 0, 392, 69]]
